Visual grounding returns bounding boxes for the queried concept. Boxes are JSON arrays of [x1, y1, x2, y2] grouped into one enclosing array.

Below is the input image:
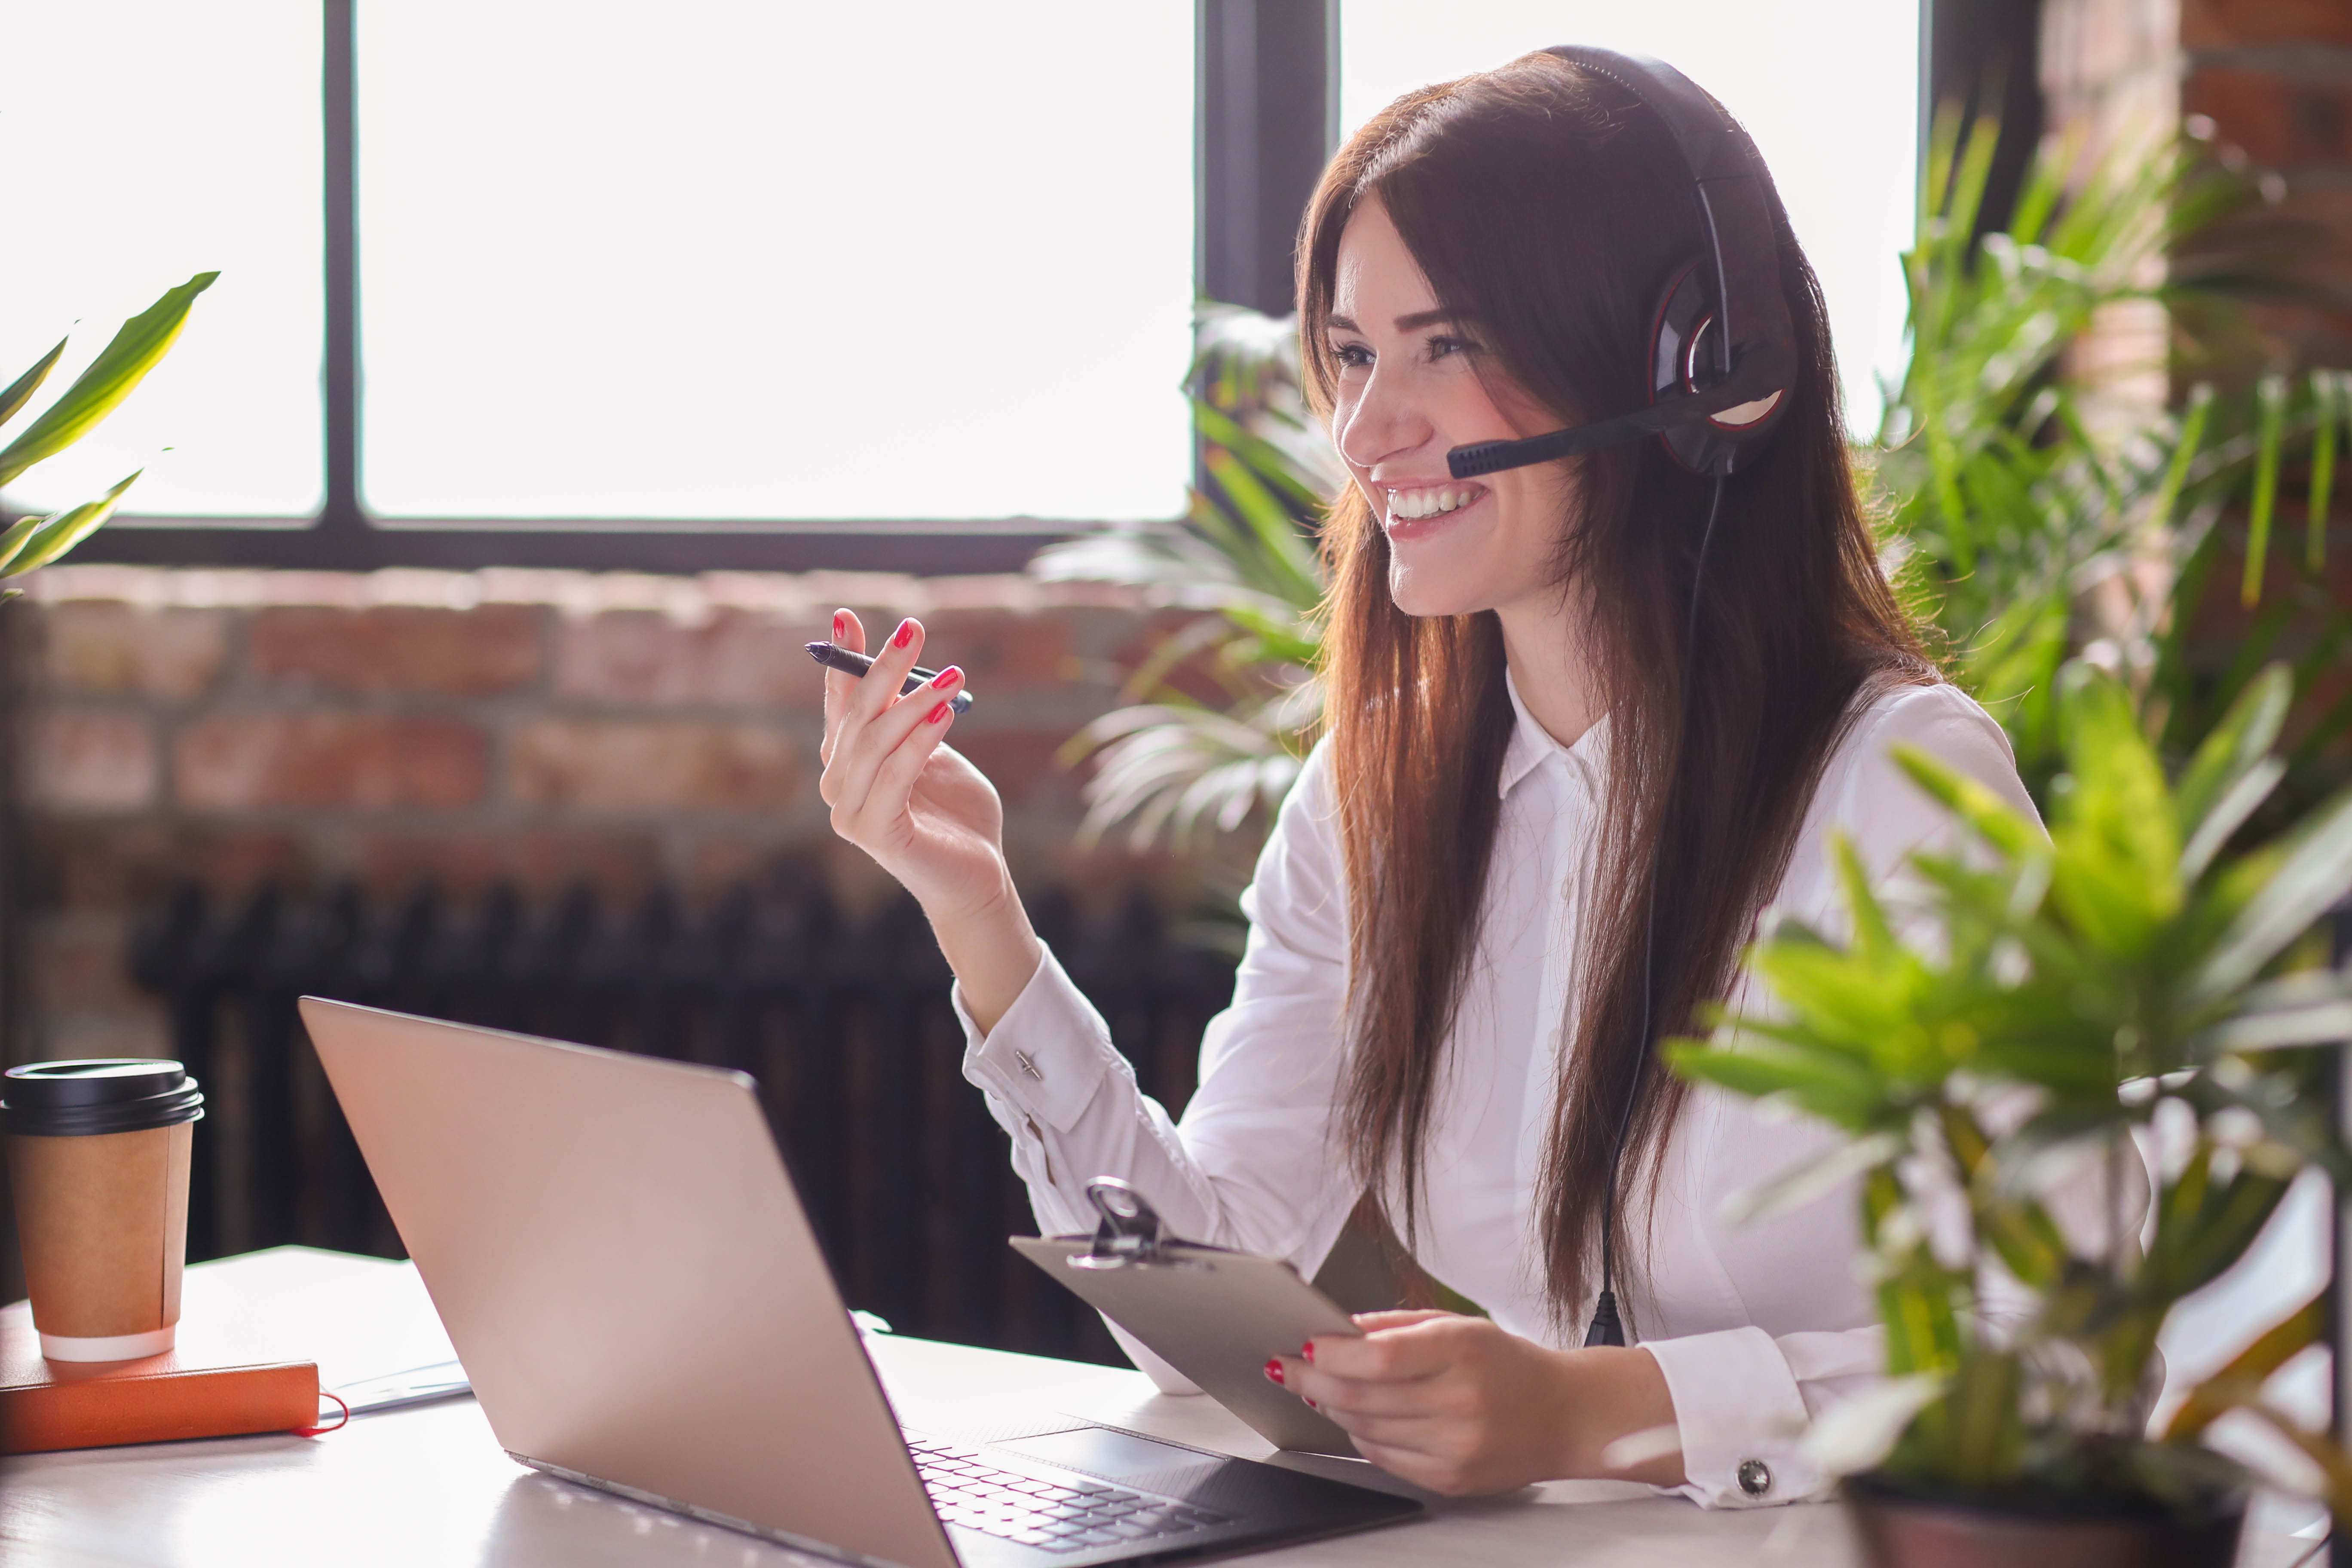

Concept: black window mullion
[[1197, 0, 1337, 318], [321, 0, 362, 535]]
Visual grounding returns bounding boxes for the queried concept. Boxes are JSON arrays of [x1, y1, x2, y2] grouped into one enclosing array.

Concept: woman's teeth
[[1388, 487, 1479, 521]]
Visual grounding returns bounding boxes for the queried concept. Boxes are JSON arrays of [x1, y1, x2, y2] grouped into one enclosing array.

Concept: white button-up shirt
[[957, 675, 2040, 1507]]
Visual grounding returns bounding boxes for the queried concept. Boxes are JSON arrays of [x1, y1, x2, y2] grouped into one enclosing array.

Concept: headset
[[1437, 49, 1798, 1349], [1445, 47, 1797, 483]]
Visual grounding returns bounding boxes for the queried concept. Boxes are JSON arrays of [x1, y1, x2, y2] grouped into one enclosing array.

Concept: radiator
[[127, 876, 1236, 1365]]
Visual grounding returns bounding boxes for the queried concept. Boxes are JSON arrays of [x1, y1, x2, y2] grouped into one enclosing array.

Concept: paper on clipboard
[[1010, 1181, 1365, 1457]]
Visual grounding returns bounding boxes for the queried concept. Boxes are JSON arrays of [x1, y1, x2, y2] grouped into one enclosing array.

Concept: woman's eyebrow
[[1324, 309, 1470, 334]]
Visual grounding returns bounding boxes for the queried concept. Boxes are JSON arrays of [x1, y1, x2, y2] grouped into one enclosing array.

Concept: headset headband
[[1444, 47, 1798, 480]]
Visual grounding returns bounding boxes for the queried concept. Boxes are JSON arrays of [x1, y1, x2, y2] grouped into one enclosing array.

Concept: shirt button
[[1736, 1459, 1772, 1498]]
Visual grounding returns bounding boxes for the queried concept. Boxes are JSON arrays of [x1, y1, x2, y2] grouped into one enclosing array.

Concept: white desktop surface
[[0, 1249, 2317, 1568]]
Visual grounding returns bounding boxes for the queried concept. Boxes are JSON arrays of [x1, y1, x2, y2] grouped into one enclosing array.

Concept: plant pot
[[1841, 1470, 2245, 1568]]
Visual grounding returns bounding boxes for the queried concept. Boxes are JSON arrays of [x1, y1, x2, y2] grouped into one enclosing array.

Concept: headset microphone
[[1445, 47, 1797, 485], [1451, 48, 1798, 1350]]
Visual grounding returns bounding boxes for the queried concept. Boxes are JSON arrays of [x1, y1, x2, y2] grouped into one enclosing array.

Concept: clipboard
[[1010, 1179, 1362, 1457]]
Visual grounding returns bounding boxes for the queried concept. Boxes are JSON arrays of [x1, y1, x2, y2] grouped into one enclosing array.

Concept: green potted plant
[[1033, 301, 1331, 862], [1669, 658, 2352, 1565], [0, 272, 216, 580]]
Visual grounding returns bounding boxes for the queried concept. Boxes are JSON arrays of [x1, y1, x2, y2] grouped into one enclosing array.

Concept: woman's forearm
[[928, 874, 1046, 1036]]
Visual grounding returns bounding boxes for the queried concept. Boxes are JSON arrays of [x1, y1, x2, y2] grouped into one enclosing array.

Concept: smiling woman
[[819, 47, 2049, 1510]]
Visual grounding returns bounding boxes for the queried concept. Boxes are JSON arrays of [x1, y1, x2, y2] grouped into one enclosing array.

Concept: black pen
[[805, 641, 975, 714]]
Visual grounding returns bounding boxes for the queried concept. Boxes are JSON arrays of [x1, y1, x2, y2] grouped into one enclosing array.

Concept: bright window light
[[1340, 3, 1920, 433], [356, 3, 1196, 525], [0, 2, 325, 520]]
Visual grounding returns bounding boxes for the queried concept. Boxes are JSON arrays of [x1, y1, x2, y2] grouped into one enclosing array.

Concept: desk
[[0, 1249, 2319, 1568]]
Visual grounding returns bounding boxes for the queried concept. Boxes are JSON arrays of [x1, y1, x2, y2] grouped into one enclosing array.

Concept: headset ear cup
[[1649, 264, 1722, 475], [1648, 262, 1788, 477]]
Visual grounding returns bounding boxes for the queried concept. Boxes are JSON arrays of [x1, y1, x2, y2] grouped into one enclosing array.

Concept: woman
[[817, 52, 2037, 1507]]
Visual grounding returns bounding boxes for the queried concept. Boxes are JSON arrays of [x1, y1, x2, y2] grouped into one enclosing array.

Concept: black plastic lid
[[1, 1059, 205, 1137]]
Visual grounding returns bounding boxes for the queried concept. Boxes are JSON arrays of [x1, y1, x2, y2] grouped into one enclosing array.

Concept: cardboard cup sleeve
[[3, 1061, 203, 1363]]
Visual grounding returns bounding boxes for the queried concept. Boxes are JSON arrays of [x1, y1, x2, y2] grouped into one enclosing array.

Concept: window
[[356, 3, 1193, 526], [4, 1, 1194, 553], [0, 1, 325, 520], [1340, 2, 1922, 432]]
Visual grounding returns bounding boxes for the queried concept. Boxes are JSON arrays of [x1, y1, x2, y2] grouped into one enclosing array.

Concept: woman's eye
[[1330, 341, 1373, 369], [1428, 334, 1479, 362]]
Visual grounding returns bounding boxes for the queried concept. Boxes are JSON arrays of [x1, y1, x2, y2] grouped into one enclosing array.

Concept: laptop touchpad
[[996, 1428, 1224, 1484]]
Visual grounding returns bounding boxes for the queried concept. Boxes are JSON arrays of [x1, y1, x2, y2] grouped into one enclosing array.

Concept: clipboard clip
[[1071, 1177, 1199, 1270]]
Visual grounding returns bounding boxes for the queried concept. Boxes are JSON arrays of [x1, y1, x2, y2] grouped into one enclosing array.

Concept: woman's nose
[[1336, 368, 1433, 472]]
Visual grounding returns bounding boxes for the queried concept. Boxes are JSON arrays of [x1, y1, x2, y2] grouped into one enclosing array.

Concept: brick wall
[[2181, 0, 2352, 365], [2040, 0, 2352, 376], [10, 565, 1185, 1063], [2040, 0, 2178, 432]]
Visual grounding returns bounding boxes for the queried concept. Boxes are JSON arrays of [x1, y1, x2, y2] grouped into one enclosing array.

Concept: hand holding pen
[[814, 607, 998, 900], [811, 608, 1047, 1037]]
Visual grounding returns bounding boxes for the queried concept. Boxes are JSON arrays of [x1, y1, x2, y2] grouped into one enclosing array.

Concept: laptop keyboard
[[906, 1436, 1234, 1554]]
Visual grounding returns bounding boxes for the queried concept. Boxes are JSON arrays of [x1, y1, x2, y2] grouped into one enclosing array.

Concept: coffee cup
[[3, 1060, 204, 1361]]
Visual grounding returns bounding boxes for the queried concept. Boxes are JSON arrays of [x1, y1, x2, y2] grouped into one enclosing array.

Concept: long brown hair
[[1300, 53, 1929, 1329]]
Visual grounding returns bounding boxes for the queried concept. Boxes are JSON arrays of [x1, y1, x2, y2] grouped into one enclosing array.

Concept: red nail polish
[[832, 612, 846, 637], [931, 665, 962, 688], [893, 619, 915, 648], [1262, 1359, 1283, 1384], [1300, 1341, 1315, 1363], [926, 702, 950, 724]]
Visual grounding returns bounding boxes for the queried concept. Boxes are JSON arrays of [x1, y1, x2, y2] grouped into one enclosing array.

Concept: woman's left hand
[[1268, 1310, 1685, 1496]]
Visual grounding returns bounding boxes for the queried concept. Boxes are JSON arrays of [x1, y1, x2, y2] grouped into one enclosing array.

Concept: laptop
[[300, 997, 1421, 1568]]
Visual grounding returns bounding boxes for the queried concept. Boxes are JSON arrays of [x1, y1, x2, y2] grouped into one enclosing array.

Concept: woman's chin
[[1387, 566, 1497, 619]]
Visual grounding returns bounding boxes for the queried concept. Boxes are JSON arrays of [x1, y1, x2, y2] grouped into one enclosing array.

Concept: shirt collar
[[1500, 667, 1610, 800]]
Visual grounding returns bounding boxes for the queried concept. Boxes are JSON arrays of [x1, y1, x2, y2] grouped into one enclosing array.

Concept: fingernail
[[931, 665, 962, 688], [893, 619, 916, 648], [926, 702, 950, 724], [1300, 1341, 1315, 1363], [1262, 1359, 1283, 1384], [832, 611, 847, 638]]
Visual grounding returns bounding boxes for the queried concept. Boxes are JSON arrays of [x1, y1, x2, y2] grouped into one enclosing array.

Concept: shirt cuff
[[1645, 1326, 1823, 1508], [955, 947, 1124, 1134]]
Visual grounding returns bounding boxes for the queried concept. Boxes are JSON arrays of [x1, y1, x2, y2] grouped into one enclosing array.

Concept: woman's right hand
[[817, 609, 1043, 1030]]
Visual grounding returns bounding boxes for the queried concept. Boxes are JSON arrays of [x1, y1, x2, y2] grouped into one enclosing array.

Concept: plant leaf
[[2189, 782, 2352, 1004], [0, 470, 141, 576], [2163, 1293, 2323, 1440], [2148, 382, 2214, 536], [0, 273, 217, 488], [1892, 744, 2047, 862], [1721, 1131, 1905, 1225], [2307, 370, 2337, 573], [0, 338, 67, 431], [2175, 661, 2291, 865], [1802, 1371, 1943, 1479], [0, 512, 46, 574], [2241, 372, 2288, 608]]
